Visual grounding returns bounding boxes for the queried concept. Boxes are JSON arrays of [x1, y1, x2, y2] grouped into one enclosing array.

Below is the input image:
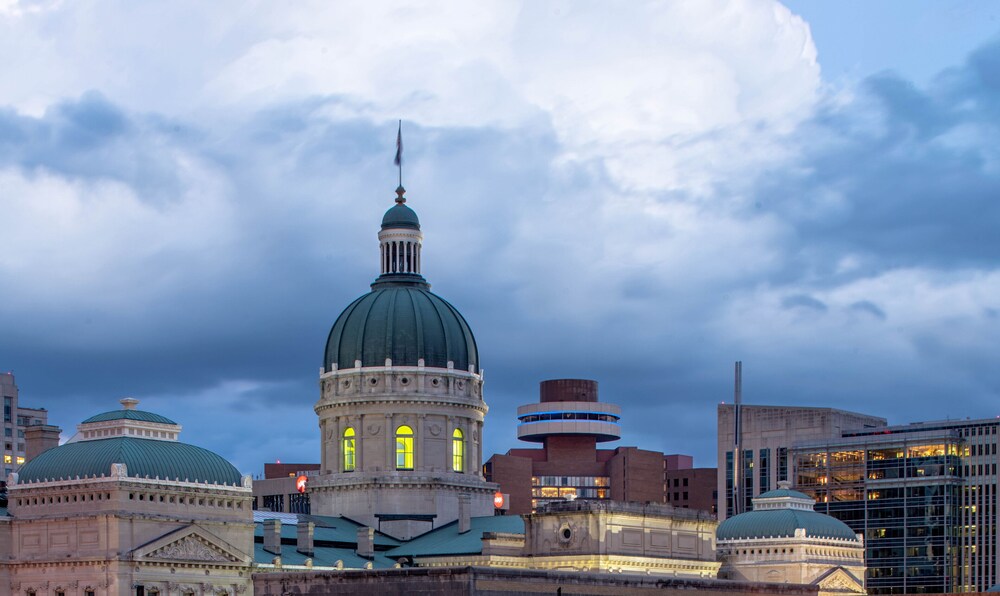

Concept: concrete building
[[718, 405, 888, 519], [0, 398, 255, 596], [485, 379, 688, 514], [1, 372, 52, 478], [310, 186, 497, 540], [252, 463, 320, 514], [718, 483, 866, 596]]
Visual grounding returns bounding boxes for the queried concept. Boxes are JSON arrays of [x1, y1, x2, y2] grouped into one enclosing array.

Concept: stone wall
[[254, 566, 821, 596]]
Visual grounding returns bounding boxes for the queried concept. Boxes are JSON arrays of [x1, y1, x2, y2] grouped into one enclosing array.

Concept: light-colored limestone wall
[[312, 363, 496, 538]]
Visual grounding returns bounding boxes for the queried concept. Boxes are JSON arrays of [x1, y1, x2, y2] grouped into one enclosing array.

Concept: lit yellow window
[[452, 428, 465, 472], [3, 455, 10, 464], [395, 425, 413, 470], [342, 427, 356, 472], [16, 456, 24, 464]]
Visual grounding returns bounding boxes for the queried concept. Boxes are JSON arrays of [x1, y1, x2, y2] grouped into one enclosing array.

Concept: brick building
[[484, 379, 716, 515], [665, 454, 719, 515]]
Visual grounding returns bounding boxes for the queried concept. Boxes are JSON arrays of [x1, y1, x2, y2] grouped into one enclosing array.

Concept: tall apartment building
[[0, 372, 51, 478], [717, 404, 887, 519], [719, 403, 1000, 593]]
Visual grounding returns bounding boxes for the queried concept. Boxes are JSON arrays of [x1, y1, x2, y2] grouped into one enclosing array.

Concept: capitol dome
[[323, 189, 478, 373], [717, 483, 859, 541]]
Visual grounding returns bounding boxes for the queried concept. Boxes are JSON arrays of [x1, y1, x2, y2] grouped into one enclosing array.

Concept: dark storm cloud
[[756, 39, 1000, 275], [4, 35, 1000, 474]]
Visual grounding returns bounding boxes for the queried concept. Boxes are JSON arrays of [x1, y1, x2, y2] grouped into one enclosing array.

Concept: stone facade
[[0, 401, 255, 596], [254, 566, 822, 596], [412, 500, 721, 578], [311, 359, 496, 539]]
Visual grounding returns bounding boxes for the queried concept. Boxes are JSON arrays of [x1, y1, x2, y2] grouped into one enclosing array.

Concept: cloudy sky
[[2, 1, 999, 475]]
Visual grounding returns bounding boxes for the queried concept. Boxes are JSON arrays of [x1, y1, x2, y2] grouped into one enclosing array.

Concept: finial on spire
[[395, 185, 406, 204], [394, 119, 403, 190]]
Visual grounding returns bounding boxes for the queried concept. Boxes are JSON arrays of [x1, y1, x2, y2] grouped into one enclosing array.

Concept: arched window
[[342, 427, 356, 472], [452, 428, 465, 472], [395, 425, 414, 470]]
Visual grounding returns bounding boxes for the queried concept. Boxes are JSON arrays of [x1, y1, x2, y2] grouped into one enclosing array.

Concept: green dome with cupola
[[323, 187, 479, 373]]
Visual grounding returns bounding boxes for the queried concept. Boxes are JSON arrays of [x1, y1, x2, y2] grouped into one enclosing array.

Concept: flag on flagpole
[[394, 121, 403, 166]]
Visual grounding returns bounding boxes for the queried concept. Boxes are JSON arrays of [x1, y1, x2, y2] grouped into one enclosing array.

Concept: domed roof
[[717, 508, 859, 541], [81, 409, 176, 425], [757, 487, 812, 500], [381, 202, 420, 230], [16, 437, 242, 486], [325, 285, 478, 372]]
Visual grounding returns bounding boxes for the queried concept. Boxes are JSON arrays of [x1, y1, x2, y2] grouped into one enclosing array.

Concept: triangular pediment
[[814, 566, 865, 594], [132, 524, 249, 565]]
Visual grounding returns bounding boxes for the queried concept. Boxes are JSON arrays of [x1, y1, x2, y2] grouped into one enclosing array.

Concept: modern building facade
[[718, 404, 888, 519], [310, 185, 497, 539], [486, 379, 717, 515], [1, 372, 51, 478], [721, 404, 1000, 594], [792, 418, 999, 594]]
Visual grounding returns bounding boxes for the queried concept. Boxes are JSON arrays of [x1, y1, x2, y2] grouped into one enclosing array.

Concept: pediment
[[814, 566, 865, 594], [132, 524, 249, 564]]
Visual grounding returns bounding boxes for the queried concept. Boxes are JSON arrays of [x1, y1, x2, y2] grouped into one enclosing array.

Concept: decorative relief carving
[[367, 424, 381, 436], [151, 536, 231, 562], [428, 424, 442, 437]]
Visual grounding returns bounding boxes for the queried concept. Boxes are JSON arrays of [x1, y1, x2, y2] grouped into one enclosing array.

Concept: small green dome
[[325, 286, 478, 372], [17, 437, 242, 486], [757, 487, 812, 500], [81, 409, 176, 425], [381, 202, 420, 230], [717, 509, 858, 541]]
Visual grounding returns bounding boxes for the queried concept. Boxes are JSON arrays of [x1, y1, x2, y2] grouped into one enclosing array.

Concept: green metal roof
[[81, 409, 177, 425], [17, 437, 242, 485], [253, 515, 401, 548], [381, 202, 420, 230], [717, 509, 859, 541], [325, 286, 479, 372], [253, 542, 395, 569], [386, 515, 524, 558]]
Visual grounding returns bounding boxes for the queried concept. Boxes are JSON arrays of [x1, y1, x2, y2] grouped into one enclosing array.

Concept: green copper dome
[[325, 285, 478, 372], [17, 437, 242, 486], [381, 202, 420, 230], [717, 508, 858, 541], [81, 409, 177, 425]]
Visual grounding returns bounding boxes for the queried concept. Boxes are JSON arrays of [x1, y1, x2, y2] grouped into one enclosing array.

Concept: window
[[452, 428, 465, 472], [3, 455, 10, 464], [395, 425, 413, 470], [15, 456, 24, 464], [342, 427, 356, 472]]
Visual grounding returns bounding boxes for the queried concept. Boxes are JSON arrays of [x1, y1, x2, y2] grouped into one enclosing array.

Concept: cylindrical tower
[[311, 186, 497, 539]]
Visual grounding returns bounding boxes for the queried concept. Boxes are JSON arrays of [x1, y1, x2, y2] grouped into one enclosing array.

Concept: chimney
[[263, 519, 282, 555], [296, 521, 314, 556], [458, 493, 471, 534], [356, 527, 375, 559], [24, 425, 62, 463]]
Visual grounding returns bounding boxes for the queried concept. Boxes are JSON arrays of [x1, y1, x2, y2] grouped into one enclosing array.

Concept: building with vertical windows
[[0, 372, 51, 479], [720, 403, 1000, 594], [717, 404, 888, 520], [310, 185, 497, 540], [665, 454, 719, 515]]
